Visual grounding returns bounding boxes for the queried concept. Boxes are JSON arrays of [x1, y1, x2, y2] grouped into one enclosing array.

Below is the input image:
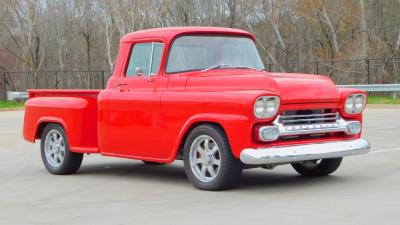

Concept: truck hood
[[185, 71, 341, 104]]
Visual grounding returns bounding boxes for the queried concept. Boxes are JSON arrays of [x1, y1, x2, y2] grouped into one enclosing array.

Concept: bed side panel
[[23, 97, 99, 153]]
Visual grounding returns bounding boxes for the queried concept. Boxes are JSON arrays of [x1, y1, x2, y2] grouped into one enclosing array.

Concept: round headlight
[[345, 97, 354, 113], [254, 96, 280, 119], [345, 94, 366, 114], [354, 95, 365, 110], [266, 98, 278, 113], [255, 99, 266, 114]]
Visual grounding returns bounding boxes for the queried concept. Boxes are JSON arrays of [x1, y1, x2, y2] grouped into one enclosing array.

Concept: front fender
[[168, 113, 252, 161]]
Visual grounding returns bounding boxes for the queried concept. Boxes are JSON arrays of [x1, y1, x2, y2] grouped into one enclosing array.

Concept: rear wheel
[[40, 123, 83, 175], [183, 124, 242, 191], [291, 158, 342, 177]]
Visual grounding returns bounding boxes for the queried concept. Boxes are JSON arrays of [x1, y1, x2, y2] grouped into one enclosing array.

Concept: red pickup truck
[[23, 27, 370, 190]]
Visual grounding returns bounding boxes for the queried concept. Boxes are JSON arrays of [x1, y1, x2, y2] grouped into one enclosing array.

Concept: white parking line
[[364, 126, 399, 131], [371, 147, 400, 154]]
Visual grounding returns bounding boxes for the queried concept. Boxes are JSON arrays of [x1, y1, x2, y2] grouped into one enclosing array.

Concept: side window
[[126, 42, 164, 77], [150, 43, 163, 75]]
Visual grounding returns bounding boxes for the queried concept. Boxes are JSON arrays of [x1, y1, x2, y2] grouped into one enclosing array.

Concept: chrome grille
[[280, 109, 338, 125], [264, 109, 358, 140]]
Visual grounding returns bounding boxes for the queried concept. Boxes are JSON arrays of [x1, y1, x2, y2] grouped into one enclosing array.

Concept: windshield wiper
[[229, 66, 264, 72], [201, 64, 231, 72], [201, 64, 264, 73]]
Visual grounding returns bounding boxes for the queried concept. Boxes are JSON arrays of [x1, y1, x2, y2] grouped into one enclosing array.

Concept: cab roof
[[120, 26, 255, 43]]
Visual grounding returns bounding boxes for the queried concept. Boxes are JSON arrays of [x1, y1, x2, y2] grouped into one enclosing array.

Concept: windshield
[[166, 35, 265, 73]]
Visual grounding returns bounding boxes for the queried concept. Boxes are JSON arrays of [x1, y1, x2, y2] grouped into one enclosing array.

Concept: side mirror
[[135, 67, 144, 76]]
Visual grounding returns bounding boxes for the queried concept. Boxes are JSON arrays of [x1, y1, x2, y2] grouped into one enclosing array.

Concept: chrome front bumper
[[240, 139, 370, 165]]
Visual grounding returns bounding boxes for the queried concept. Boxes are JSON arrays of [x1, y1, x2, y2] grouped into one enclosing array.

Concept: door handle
[[117, 81, 129, 92], [117, 82, 128, 88]]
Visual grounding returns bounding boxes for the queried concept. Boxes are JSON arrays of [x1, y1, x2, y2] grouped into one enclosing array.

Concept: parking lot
[[0, 108, 399, 225]]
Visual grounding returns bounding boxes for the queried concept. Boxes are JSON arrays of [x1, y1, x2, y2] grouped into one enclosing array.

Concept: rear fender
[[23, 97, 99, 153], [35, 116, 69, 141]]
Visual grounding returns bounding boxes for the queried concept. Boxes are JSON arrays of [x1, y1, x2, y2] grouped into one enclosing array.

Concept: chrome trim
[[240, 138, 370, 165], [259, 113, 360, 139], [281, 117, 336, 123], [280, 112, 338, 119], [148, 42, 155, 77]]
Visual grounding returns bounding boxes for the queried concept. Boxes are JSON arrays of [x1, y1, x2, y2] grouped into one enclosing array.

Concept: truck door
[[103, 41, 167, 159]]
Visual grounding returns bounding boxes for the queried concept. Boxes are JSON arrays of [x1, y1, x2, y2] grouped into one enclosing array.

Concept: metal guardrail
[[338, 84, 400, 92], [4, 84, 400, 101], [338, 84, 400, 98]]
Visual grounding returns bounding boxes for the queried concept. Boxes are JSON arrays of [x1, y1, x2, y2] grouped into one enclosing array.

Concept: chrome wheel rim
[[44, 130, 66, 168], [189, 135, 221, 182]]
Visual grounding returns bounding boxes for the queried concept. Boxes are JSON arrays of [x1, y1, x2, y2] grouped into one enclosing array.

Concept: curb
[[0, 107, 25, 112]]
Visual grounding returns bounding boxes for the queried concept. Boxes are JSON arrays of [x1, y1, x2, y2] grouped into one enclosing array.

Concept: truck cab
[[23, 27, 370, 190]]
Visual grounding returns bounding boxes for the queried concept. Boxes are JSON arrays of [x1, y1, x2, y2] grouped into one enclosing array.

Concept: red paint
[[23, 27, 367, 163]]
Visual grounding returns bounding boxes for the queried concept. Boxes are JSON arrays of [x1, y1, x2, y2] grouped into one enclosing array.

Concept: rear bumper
[[240, 139, 370, 165]]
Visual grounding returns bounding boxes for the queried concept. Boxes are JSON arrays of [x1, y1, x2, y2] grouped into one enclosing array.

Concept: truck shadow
[[238, 170, 355, 191], [77, 161, 363, 191], [78, 161, 189, 185]]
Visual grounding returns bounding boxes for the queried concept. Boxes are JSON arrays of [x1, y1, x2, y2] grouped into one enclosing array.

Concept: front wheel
[[183, 125, 242, 191], [40, 123, 83, 175], [291, 158, 343, 177]]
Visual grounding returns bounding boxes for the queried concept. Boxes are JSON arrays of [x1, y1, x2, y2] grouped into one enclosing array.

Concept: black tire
[[142, 160, 164, 165], [291, 158, 343, 177], [183, 124, 242, 191], [40, 123, 83, 175]]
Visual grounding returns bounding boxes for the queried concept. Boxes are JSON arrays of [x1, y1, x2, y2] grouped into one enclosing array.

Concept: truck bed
[[23, 89, 101, 153], [28, 89, 101, 98]]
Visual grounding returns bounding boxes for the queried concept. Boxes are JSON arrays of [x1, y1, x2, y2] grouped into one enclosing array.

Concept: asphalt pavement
[[0, 108, 399, 225]]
